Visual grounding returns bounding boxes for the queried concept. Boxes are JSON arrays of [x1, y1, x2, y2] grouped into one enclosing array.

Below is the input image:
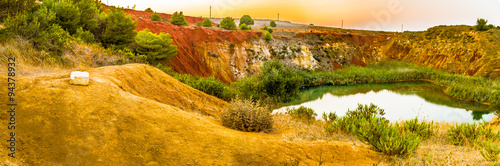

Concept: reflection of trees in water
[[285, 82, 492, 114], [471, 111, 489, 121]]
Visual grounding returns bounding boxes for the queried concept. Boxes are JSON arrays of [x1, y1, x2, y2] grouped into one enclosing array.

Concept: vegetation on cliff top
[[220, 17, 237, 30], [170, 11, 188, 26], [239, 15, 254, 26], [202, 18, 213, 27], [133, 29, 177, 64]]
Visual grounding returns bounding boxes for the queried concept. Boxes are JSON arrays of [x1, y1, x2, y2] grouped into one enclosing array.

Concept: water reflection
[[276, 82, 495, 123]]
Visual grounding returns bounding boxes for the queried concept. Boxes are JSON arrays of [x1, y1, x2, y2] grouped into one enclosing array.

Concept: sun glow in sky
[[107, 0, 500, 32]]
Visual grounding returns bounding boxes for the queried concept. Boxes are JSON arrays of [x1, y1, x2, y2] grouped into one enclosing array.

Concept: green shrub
[[194, 77, 236, 101], [476, 18, 490, 31], [74, 27, 95, 43], [101, 7, 137, 49], [239, 15, 254, 26], [71, 0, 103, 33], [446, 122, 500, 146], [202, 18, 213, 27], [195, 22, 201, 27], [170, 11, 188, 26], [0, 0, 36, 21], [221, 99, 273, 132], [169, 72, 236, 101], [480, 139, 500, 164], [267, 28, 273, 33], [326, 103, 386, 133], [270, 20, 277, 27], [2, 5, 64, 50], [286, 106, 317, 123], [262, 25, 268, 31], [399, 118, 436, 140], [144, 7, 153, 12], [40, 0, 101, 35], [322, 112, 338, 124], [150, 13, 161, 21], [40, 24, 70, 53], [354, 117, 421, 156], [155, 63, 176, 76], [44, 0, 81, 34], [133, 28, 177, 64], [230, 76, 263, 100], [263, 31, 272, 42], [258, 60, 302, 102], [220, 17, 237, 30], [240, 23, 251, 31]]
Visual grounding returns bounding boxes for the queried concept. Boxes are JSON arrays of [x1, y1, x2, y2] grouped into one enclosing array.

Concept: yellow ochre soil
[[0, 64, 389, 165]]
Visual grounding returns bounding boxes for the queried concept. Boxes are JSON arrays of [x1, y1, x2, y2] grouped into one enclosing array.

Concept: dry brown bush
[[221, 99, 273, 132]]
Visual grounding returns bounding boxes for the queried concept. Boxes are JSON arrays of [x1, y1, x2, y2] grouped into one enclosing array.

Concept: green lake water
[[275, 82, 496, 123]]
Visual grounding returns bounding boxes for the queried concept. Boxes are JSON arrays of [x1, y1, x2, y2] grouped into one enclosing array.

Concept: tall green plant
[[263, 31, 272, 42], [202, 18, 213, 27], [101, 7, 137, 49], [150, 13, 161, 21], [270, 20, 277, 27], [134, 28, 177, 64], [240, 23, 251, 31], [399, 118, 436, 140], [144, 7, 153, 12], [259, 60, 302, 102], [354, 117, 421, 156], [0, 0, 36, 21], [170, 11, 188, 26], [286, 106, 317, 123], [446, 122, 500, 146], [476, 18, 490, 31], [239, 15, 254, 26], [220, 17, 237, 30], [480, 140, 500, 164]]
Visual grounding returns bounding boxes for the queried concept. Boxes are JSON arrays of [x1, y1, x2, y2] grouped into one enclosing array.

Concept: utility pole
[[401, 24, 404, 33], [278, 13, 279, 21], [210, 6, 212, 18], [342, 19, 343, 29]]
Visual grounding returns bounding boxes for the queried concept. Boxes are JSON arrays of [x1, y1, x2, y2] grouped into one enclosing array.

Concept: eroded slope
[[0, 64, 387, 165]]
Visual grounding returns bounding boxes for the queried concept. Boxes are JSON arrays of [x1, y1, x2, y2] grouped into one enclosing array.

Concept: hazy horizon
[[107, 0, 500, 32]]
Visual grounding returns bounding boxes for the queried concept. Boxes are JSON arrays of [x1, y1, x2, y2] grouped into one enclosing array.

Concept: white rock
[[70, 71, 89, 86]]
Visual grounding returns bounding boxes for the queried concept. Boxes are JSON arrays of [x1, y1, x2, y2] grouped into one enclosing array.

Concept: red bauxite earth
[[122, 8, 260, 83]]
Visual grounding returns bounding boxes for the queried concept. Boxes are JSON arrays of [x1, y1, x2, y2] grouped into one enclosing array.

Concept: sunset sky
[[107, 0, 500, 32]]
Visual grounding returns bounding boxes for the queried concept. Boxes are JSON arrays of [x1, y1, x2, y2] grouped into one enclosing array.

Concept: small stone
[[70, 71, 89, 86]]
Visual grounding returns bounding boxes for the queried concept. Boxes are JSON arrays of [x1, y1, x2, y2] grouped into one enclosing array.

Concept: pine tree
[[170, 11, 188, 26], [476, 18, 490, 31], [270, 20, 277, 27], [0, 0, 36, 21], [202, 18, 213, 27], [239, 15, 254, 26], [134, 29, 178, 64], [240, 23, 251, 31], [150, 13, 161, 21], [263, 31, 272, 42], [220, 17, 236, 30], [101, 7, 137, 49]]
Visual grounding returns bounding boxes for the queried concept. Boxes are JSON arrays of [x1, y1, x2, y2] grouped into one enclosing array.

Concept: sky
[[106, 0, 500, 32]]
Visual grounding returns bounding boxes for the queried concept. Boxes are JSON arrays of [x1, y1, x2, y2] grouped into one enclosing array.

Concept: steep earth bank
[[124, 9, 500, 83]]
